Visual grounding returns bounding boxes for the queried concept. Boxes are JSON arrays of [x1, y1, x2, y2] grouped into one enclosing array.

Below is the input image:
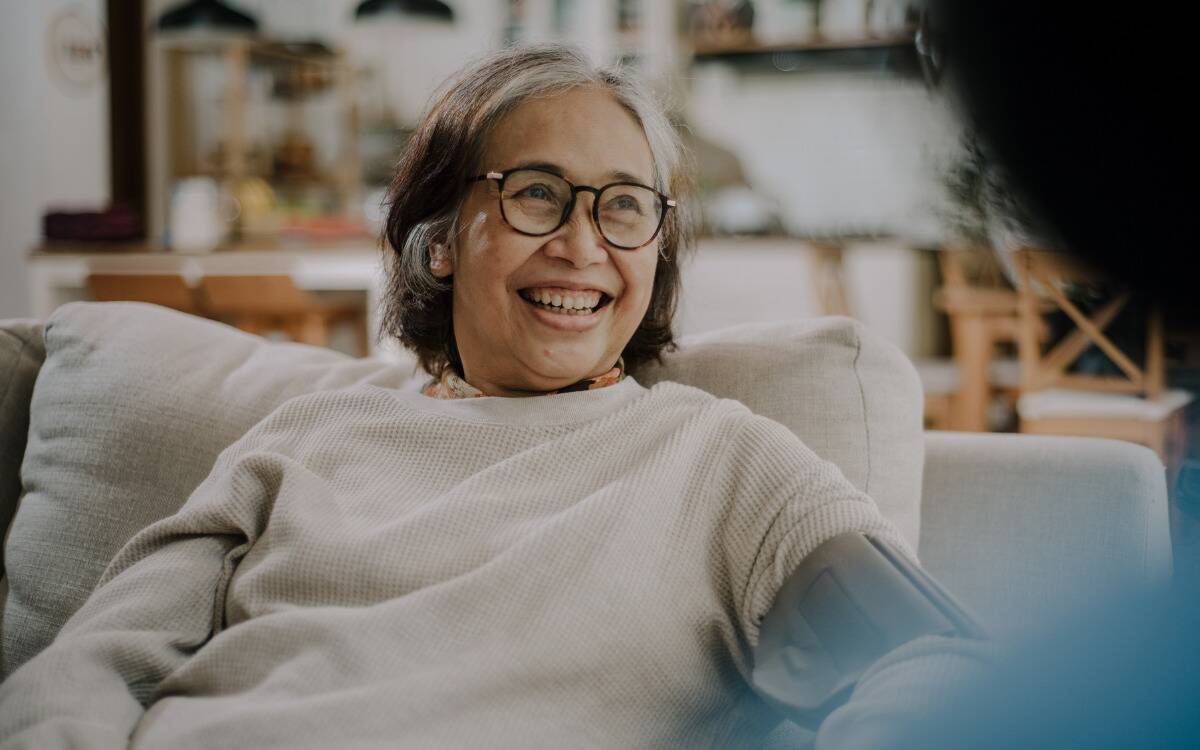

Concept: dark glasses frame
[[467, 167, 677, 250]]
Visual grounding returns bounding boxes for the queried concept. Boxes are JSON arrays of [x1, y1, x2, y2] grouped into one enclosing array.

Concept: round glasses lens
[[501, 170, 572, 234], [597, 184, 663, 248]]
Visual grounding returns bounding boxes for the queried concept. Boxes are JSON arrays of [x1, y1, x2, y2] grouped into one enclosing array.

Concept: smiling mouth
[[518, 288, 614, 316]]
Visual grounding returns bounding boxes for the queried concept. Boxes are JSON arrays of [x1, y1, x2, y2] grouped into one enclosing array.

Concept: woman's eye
[[518, 184, 555, 202], [606, 195, 642, 213]]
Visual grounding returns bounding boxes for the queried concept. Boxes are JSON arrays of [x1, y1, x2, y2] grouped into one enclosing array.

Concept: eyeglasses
[[467, 167, 677, 250]]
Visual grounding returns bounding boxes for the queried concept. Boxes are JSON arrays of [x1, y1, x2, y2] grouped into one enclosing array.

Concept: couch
[[0, 302, 1173, 682]]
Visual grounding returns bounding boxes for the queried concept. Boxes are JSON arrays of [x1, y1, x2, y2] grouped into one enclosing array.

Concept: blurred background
[[2, 0, 1196, 471]]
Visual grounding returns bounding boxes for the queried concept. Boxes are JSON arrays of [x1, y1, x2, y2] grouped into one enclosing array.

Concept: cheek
[[635, 252, 660, 301], [457, 213, 514, 293], [619, 253, 659, 320], [456, 209, 492, 265]]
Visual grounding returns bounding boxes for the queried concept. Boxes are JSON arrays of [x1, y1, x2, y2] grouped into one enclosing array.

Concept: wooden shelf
[[690, 33, 920, 76]]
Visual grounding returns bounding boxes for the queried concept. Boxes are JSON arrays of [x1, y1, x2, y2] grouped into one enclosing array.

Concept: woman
[[0, 45, 982, 748]]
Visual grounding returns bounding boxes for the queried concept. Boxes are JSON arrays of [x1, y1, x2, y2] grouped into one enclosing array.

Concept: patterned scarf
[[422, 358, 625, 399]]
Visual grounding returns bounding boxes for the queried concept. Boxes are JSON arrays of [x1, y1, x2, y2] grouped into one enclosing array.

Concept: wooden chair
[[804, 242, 1034, 431], [196, 275, 369, 356], [86, 274, 203, 315], [926, 248, 1053, 432], [1013, 248, 1193, 471]]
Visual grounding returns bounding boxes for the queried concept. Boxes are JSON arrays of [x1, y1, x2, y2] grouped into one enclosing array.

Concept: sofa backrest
[[0, 303, 923, 676]]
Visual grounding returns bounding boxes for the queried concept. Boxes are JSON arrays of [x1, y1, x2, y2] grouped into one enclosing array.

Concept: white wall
[[677, 240, 933, 357], [683, 67, 958, 355], [0, 0, 110, 318], [688, 66, 959, 242]]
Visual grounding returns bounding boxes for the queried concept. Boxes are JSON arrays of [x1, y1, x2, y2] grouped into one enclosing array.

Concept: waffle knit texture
[[0, 378, 916, 748]]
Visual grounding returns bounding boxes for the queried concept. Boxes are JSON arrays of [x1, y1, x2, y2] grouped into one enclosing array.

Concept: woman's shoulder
[[638, 380, 800, 447], [238, 382, 421, 441], [265, 381, 413, 417], [640, 379, 764, 422], [656, 380, 830, 462]]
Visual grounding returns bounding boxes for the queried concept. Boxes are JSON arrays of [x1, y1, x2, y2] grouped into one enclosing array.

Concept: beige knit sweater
[[0, 378, 973, 749]]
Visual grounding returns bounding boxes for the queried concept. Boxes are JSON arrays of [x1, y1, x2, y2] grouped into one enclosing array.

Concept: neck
[[451, 358, 625, 399], [464, 370, 605, 398]]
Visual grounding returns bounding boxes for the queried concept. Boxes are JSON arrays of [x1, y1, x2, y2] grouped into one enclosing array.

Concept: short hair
[[380, 43, 695, 377]]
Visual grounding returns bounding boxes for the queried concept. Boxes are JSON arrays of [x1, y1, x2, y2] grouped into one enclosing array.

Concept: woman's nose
[[543, 194, 607, 267]]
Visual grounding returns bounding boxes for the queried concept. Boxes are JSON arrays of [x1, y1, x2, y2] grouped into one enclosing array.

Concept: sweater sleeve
[[719, 414, 910, 649], [0, 431, 283, 749], [720, 414, 995, 747]]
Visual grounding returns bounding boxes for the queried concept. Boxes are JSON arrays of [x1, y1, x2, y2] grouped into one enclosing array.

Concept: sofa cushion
[[637, 317, 924, 552], [0, 320, 45, 578], [2, 303, 923, 676], [1, 303, 416, 674], [919, 431, 1172, 634]]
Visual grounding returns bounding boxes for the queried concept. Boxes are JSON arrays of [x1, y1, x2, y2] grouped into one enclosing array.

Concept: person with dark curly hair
[[875, 5, 1200, 748]]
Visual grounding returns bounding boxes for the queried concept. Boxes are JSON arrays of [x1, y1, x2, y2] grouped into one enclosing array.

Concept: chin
[[525, 352, 609, 387], [531, 366, 596, 388]]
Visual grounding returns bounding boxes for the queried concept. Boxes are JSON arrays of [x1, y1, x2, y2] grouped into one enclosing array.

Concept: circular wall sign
[[47, 6, 107, 92]]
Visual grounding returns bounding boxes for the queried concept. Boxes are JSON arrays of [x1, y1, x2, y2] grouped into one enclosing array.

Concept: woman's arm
[[750, 533, 992, 748], [719, 413, 993, 747], [0, 448, 274, 749]]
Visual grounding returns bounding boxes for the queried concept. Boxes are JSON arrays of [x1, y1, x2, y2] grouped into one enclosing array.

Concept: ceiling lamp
[[353, 0, 455, 23], [156, 0, 258, 33]]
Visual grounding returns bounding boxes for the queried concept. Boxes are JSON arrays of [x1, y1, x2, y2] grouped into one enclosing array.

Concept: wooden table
[[27, 236, 931, 364], [28, 239, 389, 353]]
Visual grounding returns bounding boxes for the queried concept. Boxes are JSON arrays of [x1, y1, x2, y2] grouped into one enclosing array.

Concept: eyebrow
[[514, 161, 653, 187]]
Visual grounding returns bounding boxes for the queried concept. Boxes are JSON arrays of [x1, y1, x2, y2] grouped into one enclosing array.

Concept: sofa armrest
[[1, 320, 45, 578], [918, 431, 1172, 635]]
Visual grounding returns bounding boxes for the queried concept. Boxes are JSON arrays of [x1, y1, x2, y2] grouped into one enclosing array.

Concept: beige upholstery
[[0, 320, 44, 578], [0, 303, 923, 675], [0, 304, 1175, 674], [0, 304, 1174, 670], [0, 304, 1174, 677], [919, 431, 1171, 635]]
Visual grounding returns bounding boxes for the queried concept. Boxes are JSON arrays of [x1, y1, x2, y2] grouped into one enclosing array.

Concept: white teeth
[[522, 288, 603, 310]]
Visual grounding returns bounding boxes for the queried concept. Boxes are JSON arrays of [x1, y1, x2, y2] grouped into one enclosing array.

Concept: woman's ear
[[429, 242, 454, 278]]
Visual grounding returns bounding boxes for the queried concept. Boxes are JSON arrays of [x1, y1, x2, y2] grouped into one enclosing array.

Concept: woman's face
[[435, 86, 660, 396]]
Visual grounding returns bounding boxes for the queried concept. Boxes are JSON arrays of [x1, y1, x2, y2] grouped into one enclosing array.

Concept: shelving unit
[[501, 1, 919, 86], [145, 32, 364, 245]]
